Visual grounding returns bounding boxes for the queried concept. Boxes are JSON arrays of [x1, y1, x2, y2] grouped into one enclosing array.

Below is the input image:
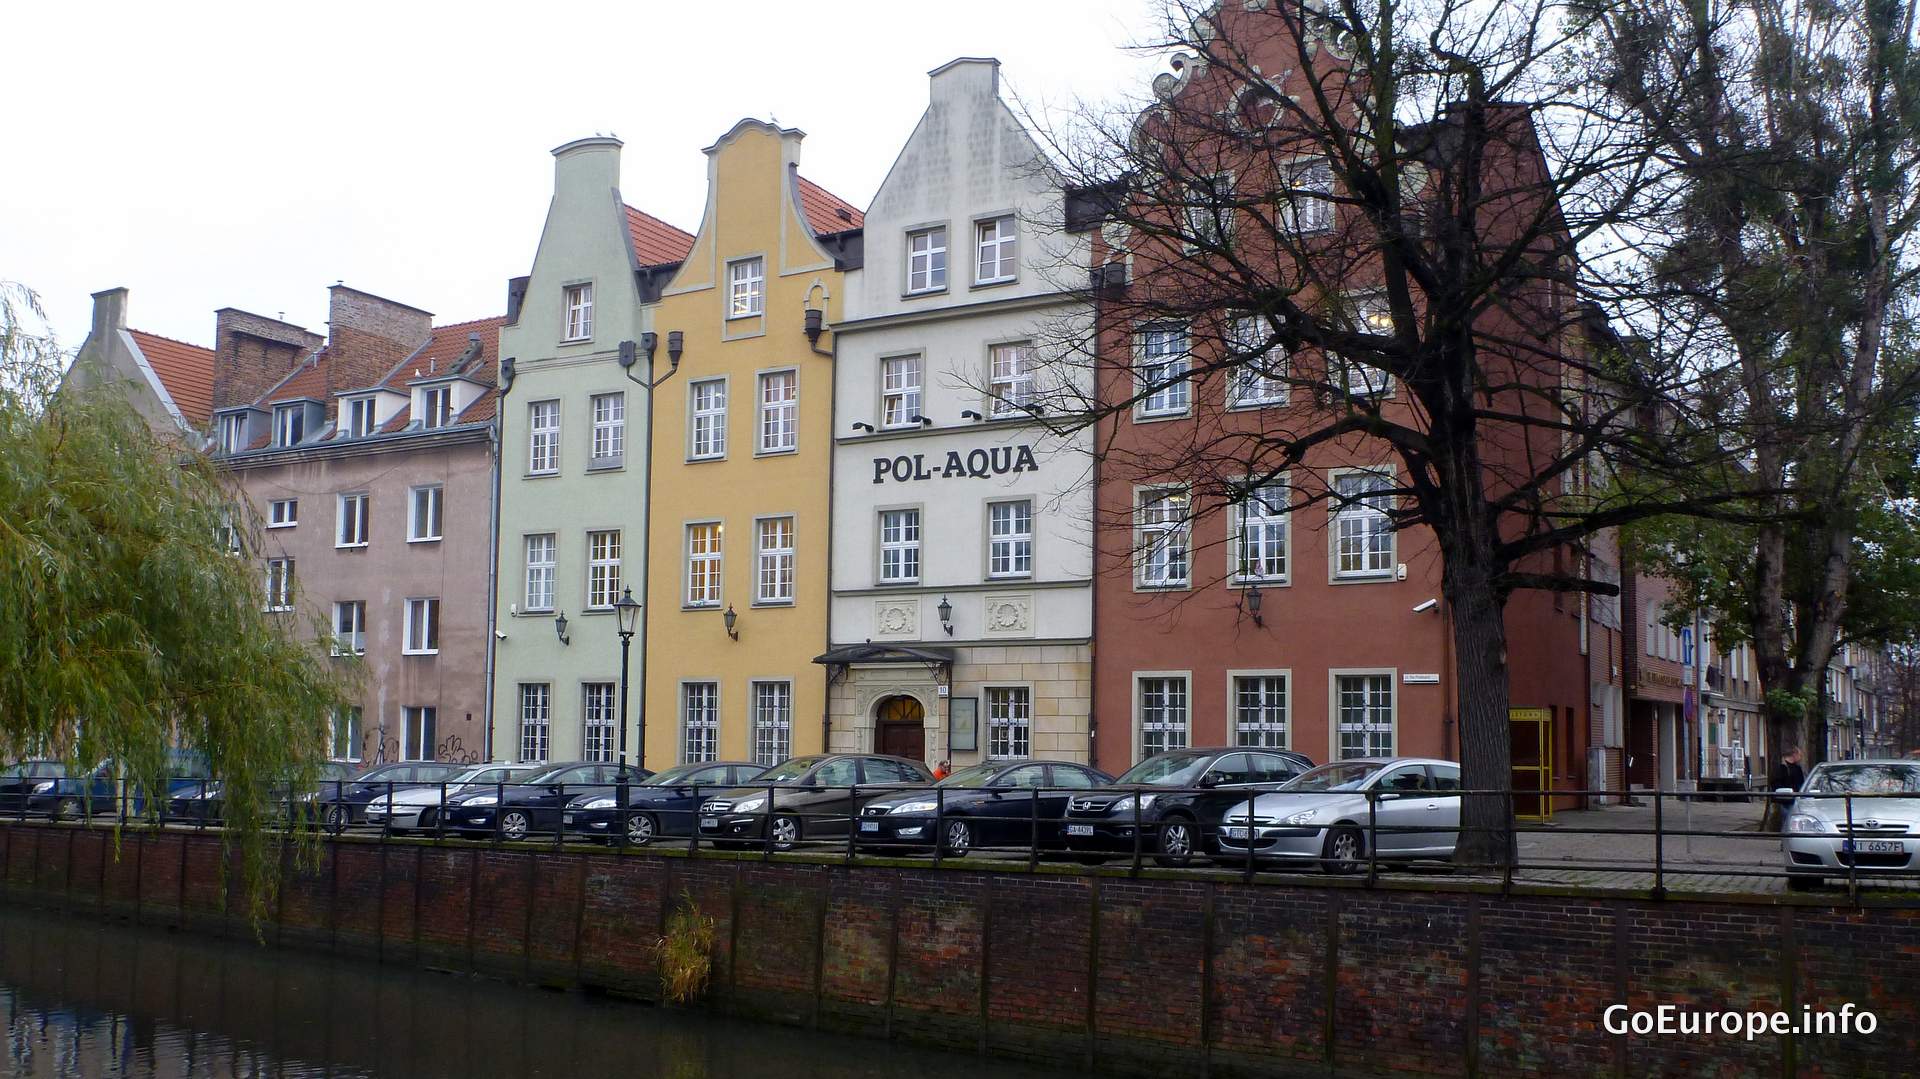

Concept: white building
[[820, 58, 1097, 766]]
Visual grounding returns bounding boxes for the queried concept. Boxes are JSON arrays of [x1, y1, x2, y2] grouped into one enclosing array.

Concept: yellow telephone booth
[[1508, 707, 1553, 821]]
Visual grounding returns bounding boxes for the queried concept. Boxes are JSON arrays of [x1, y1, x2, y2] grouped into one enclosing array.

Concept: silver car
[[1217, 757, 1461, 872], [1783, 759, 1920, 890], [362, 763, 542, 832]]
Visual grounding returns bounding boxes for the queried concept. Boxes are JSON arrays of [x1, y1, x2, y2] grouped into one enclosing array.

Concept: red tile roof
[[379, 315, 505, 390], [625, 206, 696, 267], [796, 176, 864, 234], [126, 330, 214, 427]]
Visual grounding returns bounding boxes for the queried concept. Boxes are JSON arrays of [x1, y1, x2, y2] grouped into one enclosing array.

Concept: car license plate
[[1850, 839, 1905, 854], [700, 816, 719, 829], [859, 821, 880, 833], [562, 814, 575, 824], [1223, 826, 1251, 839], [1066, 823, 1094, 837]]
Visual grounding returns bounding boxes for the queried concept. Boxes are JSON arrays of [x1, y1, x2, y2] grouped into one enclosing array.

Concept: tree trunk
[[1445, 541, 1515, 868]]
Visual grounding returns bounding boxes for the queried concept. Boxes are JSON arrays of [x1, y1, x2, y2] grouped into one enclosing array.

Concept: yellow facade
[[641, 120, 850, 767]]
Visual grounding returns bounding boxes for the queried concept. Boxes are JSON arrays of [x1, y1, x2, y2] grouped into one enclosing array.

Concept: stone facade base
[[826, 642, 1092, 766]]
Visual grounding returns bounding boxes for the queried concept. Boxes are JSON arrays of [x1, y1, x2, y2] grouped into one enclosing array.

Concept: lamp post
[[613, 587, 642, 768]]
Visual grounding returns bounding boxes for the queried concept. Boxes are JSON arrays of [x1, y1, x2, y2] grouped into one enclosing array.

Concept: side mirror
[[1774, 787, 1795, 795], [1197, 773, 1223, 789]]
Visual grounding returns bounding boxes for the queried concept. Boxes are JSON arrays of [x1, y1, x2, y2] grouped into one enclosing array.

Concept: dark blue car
[[562, 761, 765, 844], [30, 751, 211, 821]]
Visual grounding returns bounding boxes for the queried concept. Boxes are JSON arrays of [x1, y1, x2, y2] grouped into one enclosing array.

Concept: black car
[[698, 754, 934, 851], [0, 761, 68, 815], [315, 762, 462, 831], [166, 761, 358, 825], [856, 759, 1114, 856], [443, 761, 651, 840], [563, 761, 765, 845], [1062, 748, 1314, 866]]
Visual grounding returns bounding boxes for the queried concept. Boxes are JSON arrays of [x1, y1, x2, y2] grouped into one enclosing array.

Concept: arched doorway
[[874, 695, 926, 761]]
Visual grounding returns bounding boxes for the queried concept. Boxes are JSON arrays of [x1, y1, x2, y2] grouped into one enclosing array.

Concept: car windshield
[[350, 766, 391, 783], [450, 765, 517, 784], [644, 764, 715, 786], [1286, 762, 1385, 791], [751, 758, 822, 784], [1114, 753, 1212, 786], [319, 763, 354, 781], [937, 764, 1001, 788], [522, 765, 580, 784], [1806, 763, 1920, 795]]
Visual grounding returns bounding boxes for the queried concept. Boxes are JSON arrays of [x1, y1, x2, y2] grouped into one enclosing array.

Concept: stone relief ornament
[[874, 601, 918, 637], [982, 593, 1033, 636]]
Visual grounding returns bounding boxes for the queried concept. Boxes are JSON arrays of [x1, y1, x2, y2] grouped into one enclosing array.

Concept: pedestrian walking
[[1762, 748, 1806, 833]]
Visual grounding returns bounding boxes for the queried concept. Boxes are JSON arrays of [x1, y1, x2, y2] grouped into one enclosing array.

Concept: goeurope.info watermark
[[1604, 1004, 1877, 1039]]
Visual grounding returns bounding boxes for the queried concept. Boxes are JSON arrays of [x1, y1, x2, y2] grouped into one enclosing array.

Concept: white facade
[[826, 58, 1096, 765]]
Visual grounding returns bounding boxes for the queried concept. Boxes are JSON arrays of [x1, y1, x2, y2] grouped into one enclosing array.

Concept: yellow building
[[641, 120, 863, 768]]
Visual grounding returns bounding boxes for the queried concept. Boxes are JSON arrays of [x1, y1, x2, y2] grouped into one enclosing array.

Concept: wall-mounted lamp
[[910, 414, 933, 427], [802, 283, 833, 356], [1412, 598, 1438, 614], [851, 421, 876, 433], [723, 604, 739, 641], [961, 409, 984, 422], [554, 611, 571, 646], [937, 596, 954, 636], [1244, 583, 1264, 627]]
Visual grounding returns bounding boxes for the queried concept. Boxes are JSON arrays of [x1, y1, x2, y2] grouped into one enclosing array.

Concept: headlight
[[891, 800, 938, 815], [731, 795, 767, 814], [583, 797, 617, 810], [31, 781, 54, 794], [1788, 814, 1830, 833], [1283, 810, 1319, 826], [1110, 793, 1158, 814], [462, 794, 499, 807]]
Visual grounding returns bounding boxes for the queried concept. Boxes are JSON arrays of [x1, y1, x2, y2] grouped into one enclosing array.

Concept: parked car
[[856, 759, 1114, 855], [0, 761, 68, 815], [362, 763, 544, 833], [563, 761, 765, 845], [168, 761, 358, 825], [1782, 759, 1920, 890], [31, 750, 212, 821], [1061, 748, 1314, 866], [698, 754, 934, 851], [1216, 757, 1462, 872], [442, 761, 651, 840], [314, 762, 463, 831]]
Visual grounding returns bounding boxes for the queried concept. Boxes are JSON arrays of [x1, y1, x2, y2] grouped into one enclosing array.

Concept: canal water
[[0, 906, 1089, 1078]]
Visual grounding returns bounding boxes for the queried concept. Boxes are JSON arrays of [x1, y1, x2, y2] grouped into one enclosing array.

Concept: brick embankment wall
[[2, 822, 1916, 1078]]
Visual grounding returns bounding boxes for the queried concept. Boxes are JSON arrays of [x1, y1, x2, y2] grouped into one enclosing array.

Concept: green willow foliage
[[0, 282, 348, 917]]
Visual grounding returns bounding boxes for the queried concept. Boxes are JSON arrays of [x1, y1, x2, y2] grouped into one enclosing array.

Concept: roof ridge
[[430, 313, 509, 332], [126, 327, 214, 354], [623, 203, 696, 240]]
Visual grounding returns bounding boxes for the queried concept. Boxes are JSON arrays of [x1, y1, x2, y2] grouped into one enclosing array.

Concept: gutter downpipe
[[482, 358, 513, 763], [807, 290, 838, 758]]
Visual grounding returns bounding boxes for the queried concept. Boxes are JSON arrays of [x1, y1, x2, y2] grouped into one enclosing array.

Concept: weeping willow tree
[[0, 282, 348, 916]]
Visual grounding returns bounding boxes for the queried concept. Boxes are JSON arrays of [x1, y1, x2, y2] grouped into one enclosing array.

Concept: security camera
[[1412, 598, 1438, 614], [494, 629, 508, 640]]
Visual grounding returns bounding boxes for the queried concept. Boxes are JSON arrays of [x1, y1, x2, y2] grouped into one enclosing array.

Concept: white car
[[1782, 759, 1920, 890], [1217, 758, 1462, 872], [362, 763, 542, 832]]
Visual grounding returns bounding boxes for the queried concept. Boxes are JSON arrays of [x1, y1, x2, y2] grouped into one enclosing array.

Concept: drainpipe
[[621, 333, 682, 770], [820, 315, 837, 757], [483, 357, 515, 763]]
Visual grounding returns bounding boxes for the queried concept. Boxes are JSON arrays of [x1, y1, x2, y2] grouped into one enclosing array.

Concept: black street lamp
[[613, 587, 642, 768]]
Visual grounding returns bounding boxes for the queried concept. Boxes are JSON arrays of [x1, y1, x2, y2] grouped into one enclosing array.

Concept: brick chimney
[[212, 309, 322, 411], [326, 285, 433, 391], [89, 287, 129, 338]]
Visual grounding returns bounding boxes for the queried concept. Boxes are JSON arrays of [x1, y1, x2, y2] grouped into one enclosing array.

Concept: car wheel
[[625, 812, 657, 847], [54, 797, 83, 822], [769, 815, 801, 852], [1322, 825, 1365, 874], [323, 805, 350, 834], [941, 819, 973, 857], [500, 810, 531, 842], [1787, 875, 1821, 892], [1154, 817, 1197, 868]]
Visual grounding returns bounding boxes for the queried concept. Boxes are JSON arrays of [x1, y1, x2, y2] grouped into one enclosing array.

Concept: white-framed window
[[1332, 470, 1395, 578], [682, 682, 719, 763], [751, 681, 793, 766], [1137, 489, 1190, 588], [1234, 674, 1289, 749], [988, 342, 1034, 416], [757, 370, 797, 454], [975, 216, 1017, 284], [689, 379, 727, 459], [403, 597, 440, 655], [402, 706, 437, 761], [265, 558, 295, 611], [590, 392, 624, 465], [582, 683, 616, 763], [986, 686, 1031, 759], [273, 404, 305, 447], [345, 397, 377, 438], [987, 500, 1033, 579], [685, 522, 722, 607], [878, 508, 921, 584], [564, 283, 594, 341], [268, 499, 298, 528], [408, 485, 443, 543], [332, 600, 366, 656], [728, 257, 764, 318], [755, 516, 795, 604], [906, 226, 947, 293], [587, 530, 621, 609], [1186, 173, 1233, 246], [524, 534, 556, 611], [1335, 673, 1394, 758], [330, 707, 362, 762], [1231, 481, 1289, 583], [421, 385, 453, 429], [1226, 314, 1287, 407], [1139, 676, 1190, 757], [519, 683, 551, 763], [219, 516, 243, 556], [528, 400, 560, 474], [1137, 324, 1190, 417], [218, 413, 247, 453], [1283, 157, 1334, 234], [880, 355, 922, 428], [1332, 293, 1394, 397], [335, 492, 369, 548]]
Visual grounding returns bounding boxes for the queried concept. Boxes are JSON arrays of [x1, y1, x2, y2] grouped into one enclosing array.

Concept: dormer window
[[421, 385, 453, 429], [345, 397, 377, 438], [564, 283, 594, 341], [218, 413, 247, 453], [273, 404, 305, 447]]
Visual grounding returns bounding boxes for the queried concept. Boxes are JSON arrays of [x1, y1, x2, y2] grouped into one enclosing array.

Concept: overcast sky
[[4, 0, 1163, 352]]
